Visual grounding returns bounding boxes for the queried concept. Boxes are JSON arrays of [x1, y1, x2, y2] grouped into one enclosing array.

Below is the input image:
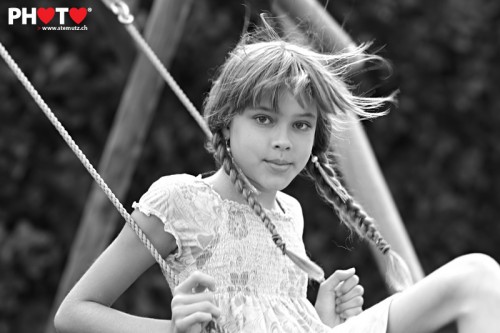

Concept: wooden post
[[272, 0, 425, 284], [273, 0, 357, 54], [45, 1, 194, 332]]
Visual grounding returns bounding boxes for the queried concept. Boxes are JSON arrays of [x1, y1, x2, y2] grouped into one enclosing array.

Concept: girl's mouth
[[266, 159, 292, 166], [265, 159, 293, 172]]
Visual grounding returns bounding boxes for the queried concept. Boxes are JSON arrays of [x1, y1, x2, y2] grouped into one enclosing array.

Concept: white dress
[[133, 174, 397, 332]]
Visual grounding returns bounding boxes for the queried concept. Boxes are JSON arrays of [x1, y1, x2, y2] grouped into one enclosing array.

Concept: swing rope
[[0, 26, 179, 283], [0, 0, 216, 288], [0, 0, 244, 291], [103, 0, 261, 196], [105, 0, 213, 140]]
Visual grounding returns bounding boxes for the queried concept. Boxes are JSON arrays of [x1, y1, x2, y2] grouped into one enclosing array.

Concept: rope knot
[[109, 0, 134, 24]]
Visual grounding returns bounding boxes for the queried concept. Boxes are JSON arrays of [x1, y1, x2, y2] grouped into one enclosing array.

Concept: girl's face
[[224, 90, 317, 194]]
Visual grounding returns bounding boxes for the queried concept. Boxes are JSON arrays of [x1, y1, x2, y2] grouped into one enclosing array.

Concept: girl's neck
[[203, 169, 278, 210]]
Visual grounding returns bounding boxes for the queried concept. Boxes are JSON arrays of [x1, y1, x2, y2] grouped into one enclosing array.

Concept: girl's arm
[[315, 268, 364, 328], [54, 210, 177, 333]]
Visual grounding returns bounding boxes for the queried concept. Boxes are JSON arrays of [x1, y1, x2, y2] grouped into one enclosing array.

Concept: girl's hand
[[314, 268, 364, 328], [171, 271, 221, 333]]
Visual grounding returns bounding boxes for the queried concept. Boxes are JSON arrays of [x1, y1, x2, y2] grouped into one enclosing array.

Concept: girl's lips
[[265, 159, 292, 166], [265, 160, 293, 172]]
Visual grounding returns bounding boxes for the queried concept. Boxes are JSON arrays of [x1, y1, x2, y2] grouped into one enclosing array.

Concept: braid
[[307, 153, 412, 291], [212, 131, 325, 283]]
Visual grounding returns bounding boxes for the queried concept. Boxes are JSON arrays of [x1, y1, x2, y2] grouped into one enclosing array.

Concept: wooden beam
[[273, 0, 357, 54], [272, 0, 425, 285], [45, 1, 194, 332]]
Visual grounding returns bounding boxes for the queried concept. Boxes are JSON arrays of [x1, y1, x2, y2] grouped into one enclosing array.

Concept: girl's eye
[[254, 115, 272, 125], [294, 122, 312, 131]]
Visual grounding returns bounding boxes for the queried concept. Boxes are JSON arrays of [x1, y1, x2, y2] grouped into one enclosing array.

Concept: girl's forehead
[[248, 90, 318, 117]]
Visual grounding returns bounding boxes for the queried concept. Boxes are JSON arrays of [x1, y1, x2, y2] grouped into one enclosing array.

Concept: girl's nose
[[273, 141, 291, 151], [272, 128, 292, 151]]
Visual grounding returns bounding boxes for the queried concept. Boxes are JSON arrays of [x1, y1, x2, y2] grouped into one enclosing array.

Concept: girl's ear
[[222, 124, 230, 140]]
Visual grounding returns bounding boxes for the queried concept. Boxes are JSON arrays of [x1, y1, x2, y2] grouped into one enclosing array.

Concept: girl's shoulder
[[275, 191, 305, 234], [134, 174, 211, 217], [145, 173, 212, 197], [277, 191, 302, 213], [149, 173, 201, 189]]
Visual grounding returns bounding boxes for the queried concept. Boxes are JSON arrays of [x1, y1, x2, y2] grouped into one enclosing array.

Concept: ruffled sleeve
[[132, 175, 185, 259], [132, 174, 223, 287]]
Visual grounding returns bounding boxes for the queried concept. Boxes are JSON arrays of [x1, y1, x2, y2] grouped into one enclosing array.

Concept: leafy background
[[1, 0, 499, 332]]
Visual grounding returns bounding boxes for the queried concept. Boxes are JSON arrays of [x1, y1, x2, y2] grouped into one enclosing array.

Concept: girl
[[54, 23, 500, 333]]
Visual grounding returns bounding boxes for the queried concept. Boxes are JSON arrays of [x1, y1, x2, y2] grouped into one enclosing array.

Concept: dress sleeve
[[132, 174, 222, 274], [131, 176, 185, 259]]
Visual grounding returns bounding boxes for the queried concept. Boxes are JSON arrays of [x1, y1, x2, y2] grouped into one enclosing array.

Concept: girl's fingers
[[323, 268, 356, 291], [174, 271, 217, 295], [334, 274, 360, 296], [174, 312, 212, 332], [172, 300, 221, 333], [340, 306, 363, 320], [335, 295, 364, 313], [335, 284, 364, 304], [172, 301, 221, 320], [171, 292, 215, 307], [171, 272, 221, 332]]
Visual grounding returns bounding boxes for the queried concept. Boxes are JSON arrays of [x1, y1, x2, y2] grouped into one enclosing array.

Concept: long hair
[[203, 22, 412, 291]]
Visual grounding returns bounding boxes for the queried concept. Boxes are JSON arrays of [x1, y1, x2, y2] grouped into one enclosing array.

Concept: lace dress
[[132, 174, 397, 332]]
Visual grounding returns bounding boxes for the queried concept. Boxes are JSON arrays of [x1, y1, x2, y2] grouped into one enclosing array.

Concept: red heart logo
[[37, 8, 55, 25], [69, 8, 87, 25]]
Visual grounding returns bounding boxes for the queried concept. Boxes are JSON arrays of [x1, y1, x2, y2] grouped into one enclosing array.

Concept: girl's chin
[[252, 177, 294, 193]]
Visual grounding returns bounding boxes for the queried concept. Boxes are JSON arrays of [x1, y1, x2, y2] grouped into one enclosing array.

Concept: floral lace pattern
[[133, 174, 396, 332]]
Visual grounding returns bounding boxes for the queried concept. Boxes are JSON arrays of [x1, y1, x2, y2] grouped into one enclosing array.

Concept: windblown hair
[[203, 23, 412, 291]]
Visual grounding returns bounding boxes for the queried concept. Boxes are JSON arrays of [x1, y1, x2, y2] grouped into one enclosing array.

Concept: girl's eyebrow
[[249, 105, 317, 119], [296, 112, 317, 119]]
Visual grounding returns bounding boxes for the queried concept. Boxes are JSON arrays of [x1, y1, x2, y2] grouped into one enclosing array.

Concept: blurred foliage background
[[1, 0, 499, 332]]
